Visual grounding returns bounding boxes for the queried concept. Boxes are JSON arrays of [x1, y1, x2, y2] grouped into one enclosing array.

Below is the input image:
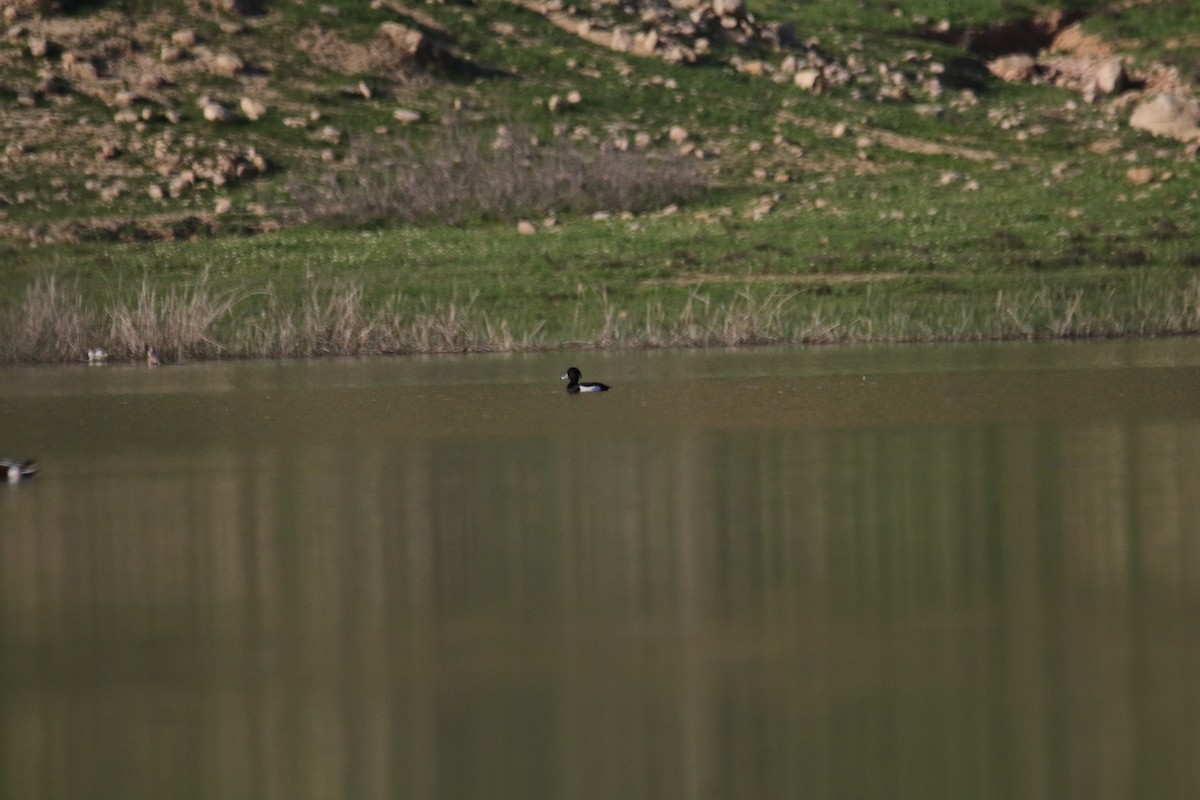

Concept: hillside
[[1, 0, 1198, 361]]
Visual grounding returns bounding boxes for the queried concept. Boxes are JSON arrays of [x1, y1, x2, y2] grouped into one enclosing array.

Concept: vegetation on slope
[[0, 0, 1197, 361]]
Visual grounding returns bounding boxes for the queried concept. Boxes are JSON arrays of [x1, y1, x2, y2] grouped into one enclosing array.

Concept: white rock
[[1094, 57, 1125, 95], [209, 52, 245, 77], [1130, 94, 1200, 142], [794, 68, 823, 92], [392, 108, 421, 123], [1126, 167, 1154, 186], [202, 102, 232, 123], [987, 54, 1035, 82], [713, 0, 746, 18], [240, 97, 267, 121]]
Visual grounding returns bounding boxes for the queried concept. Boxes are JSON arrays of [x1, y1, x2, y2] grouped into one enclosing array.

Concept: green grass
[[1, 0, 1198, 361]]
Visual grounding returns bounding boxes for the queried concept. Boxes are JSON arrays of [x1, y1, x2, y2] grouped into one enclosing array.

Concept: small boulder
[[202, 101, 233, 123], [379, 21, 423, 54], [1125, 167, 1154, 186], [794, 68, 823, 93], [239, 96, 267, 121], [1093, 57, 1125, 95], [1129, 94, 1200, 142], [209, 52, 245, 78], [987, 54, 1035, 83]]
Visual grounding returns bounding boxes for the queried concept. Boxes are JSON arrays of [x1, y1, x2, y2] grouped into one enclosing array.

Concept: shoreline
[[3, 274, 1196, 366]]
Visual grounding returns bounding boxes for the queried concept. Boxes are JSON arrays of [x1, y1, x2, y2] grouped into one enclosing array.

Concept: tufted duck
[[561, 367, 610, 393]]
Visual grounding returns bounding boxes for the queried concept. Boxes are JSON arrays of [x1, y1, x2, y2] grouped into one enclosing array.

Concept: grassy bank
[[1, 0, 1198, 362], [4, 217, 1198, 363]]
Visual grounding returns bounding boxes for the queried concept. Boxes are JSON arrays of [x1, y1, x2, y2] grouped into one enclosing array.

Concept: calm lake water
[[2, 340, 1199, 800]]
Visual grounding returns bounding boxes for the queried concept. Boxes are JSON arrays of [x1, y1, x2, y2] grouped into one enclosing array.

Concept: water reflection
[[2, 342, 1200, 800]]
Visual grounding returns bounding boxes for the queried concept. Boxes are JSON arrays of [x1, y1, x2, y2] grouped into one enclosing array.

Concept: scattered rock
[[96, 141, 121, 161], [208, 52, 245, 77], [239, 96, 267, 121], [1093, 57, 1126, 95], [392, 108, 421, 123], [988, 54, 1036, 83], [1049, 23, 1111, 58], [668, 125, 689, 144], [1125, 167, 1154, 186], [1129, 94, 1200, 142], [517, 220, 536, 235], [377, 20, 458, 67], [201, 101, 233, 123], [27, 36, 52, 58], [794, 68, 823, 93]]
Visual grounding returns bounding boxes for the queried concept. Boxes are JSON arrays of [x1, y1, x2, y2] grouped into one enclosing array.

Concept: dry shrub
[[105, 272, 241, 360], [290, 126, 706, 227], [0, 276, 90, 362], [234, 285, 509, 357]]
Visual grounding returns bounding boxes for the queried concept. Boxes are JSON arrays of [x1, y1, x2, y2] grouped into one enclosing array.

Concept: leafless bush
[[106, 272, 242, 360], [0, 276, 90, 362], [290, 126, 706, 226]]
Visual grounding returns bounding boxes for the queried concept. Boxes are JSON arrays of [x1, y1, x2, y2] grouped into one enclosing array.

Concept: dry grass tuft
[[3, 275, 1200, 364], [105, 273, 242, 361], [0, 276, 90, 363]]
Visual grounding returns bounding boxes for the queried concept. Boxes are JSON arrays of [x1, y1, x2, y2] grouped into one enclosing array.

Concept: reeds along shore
[[2, 274, 1200, 364]]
